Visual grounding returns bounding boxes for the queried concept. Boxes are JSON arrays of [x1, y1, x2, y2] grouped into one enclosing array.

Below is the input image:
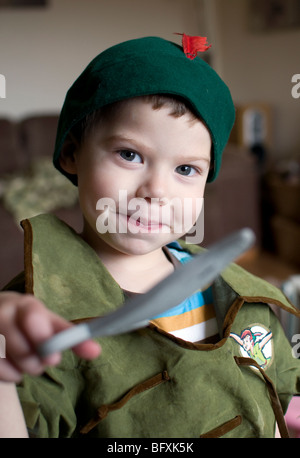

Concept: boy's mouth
[[114, 210, 171, 233], [126, 214, 166, 232]]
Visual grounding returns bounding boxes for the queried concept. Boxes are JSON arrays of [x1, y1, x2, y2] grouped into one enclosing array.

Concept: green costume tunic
[[4, 214, 300, 438]]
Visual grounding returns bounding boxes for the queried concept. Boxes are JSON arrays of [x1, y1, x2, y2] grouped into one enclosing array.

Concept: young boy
[[0, 36, 299, 438]]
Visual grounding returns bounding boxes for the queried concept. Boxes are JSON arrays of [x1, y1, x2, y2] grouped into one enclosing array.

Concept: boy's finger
[[19, 309, 67, 344], [1, 293, 101, 374], [11, 301, 68, 369], [17, 299, 71, 345], [19, 306, 101, 362], [72, 339, 101, 360]]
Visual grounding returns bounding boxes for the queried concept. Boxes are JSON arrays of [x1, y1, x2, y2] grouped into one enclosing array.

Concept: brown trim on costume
[[80, 370, 171, 434], [20, 219, 34, 295], [148, 321, 225, 350], [71, 294, 295, 354], [241, 296, 300, 318], [234, 356, 290, 438], [148, 296, 245, 352], [200, 415, 242, 438], [71, 316, 95, 324], [148, 291, 299, 352], [195, 333, 220, 345], [222, 296, 245, 338]]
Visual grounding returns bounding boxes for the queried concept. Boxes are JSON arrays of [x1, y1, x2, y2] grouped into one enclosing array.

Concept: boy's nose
[[136, 171, 169, 203]]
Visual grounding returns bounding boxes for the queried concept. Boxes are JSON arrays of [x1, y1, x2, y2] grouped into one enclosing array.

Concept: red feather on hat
[[175, 33, 212, 60]]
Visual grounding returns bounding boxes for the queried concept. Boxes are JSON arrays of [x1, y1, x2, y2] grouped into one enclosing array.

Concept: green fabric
[[179, 239, 297, 315], [13, 214, 300, 438], [27, 214, 124, 320], [52, 37, 235, 184]]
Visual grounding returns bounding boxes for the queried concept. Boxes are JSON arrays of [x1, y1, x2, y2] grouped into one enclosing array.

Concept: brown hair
[[70, 94, 199, 145], [66, 94, 213, 176]]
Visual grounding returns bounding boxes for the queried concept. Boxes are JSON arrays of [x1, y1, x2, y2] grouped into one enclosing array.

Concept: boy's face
[[62, 98, 211, 256], [243, 335, 253, 352]]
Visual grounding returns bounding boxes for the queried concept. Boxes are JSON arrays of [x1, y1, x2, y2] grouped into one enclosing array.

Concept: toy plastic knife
[[38, 228, 255, 357]]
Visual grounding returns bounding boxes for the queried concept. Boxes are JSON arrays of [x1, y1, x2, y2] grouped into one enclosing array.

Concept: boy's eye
[[175, 165, 197, 176], [119, 150, 142, 163]]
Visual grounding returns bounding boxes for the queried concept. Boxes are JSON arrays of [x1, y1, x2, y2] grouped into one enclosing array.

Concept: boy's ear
[[59, 135, 79, 175]]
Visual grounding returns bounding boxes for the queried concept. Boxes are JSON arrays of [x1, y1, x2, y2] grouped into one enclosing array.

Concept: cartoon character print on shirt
[[230, 324, 274, 370]]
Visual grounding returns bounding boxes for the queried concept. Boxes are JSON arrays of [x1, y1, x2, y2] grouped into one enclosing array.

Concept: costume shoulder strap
[[177, 239, 299, 317], [21, 214, 124, 321]]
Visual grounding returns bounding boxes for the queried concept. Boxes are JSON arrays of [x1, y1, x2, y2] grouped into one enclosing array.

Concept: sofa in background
[[0, 115, 82, 288], [0, 114, 261, 289]]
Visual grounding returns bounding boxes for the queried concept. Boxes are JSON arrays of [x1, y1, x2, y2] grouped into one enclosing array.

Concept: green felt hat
[[53, 36, 235, 183]]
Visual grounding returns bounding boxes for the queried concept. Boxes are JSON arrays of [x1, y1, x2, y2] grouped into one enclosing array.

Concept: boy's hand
[[0, 292, 101, 383]]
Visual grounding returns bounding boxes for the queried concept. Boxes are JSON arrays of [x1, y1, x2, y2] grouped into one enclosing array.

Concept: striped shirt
[[150, 246, 219, 344]]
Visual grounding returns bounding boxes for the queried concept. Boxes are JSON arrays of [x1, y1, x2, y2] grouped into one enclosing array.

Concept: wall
[[0, 0, 203, 118], [212, 0, 300, 159], [1, 0, 299, 161]]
